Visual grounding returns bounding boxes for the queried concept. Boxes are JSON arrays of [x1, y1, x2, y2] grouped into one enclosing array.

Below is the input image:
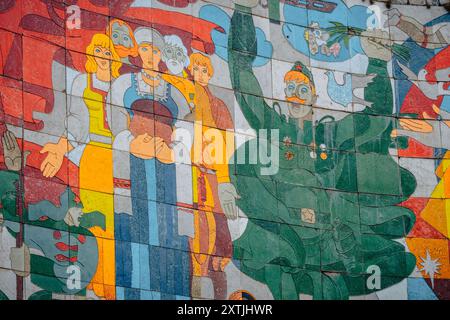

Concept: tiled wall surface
[[0, 0, 449, 300]]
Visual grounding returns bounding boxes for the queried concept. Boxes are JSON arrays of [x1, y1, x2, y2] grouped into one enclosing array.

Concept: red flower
[[284, 151, 295, 161], [283, 136, 293, 147]]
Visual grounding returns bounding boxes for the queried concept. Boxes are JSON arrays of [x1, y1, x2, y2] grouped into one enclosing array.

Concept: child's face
[[192, 64, 211, 87]]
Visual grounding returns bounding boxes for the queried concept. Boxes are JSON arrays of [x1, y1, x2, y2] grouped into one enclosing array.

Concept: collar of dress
[[135, 71, 168, 101], [91, 73, 110, 92]]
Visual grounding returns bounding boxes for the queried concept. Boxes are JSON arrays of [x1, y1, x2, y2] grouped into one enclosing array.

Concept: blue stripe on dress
[[140, 290, 161, 300], [116, 286, 125, 300], [115, 240, 132, 287], [140, 244, 151, 291], [131, 242, 140, 289], [145, 159, 158, 246]]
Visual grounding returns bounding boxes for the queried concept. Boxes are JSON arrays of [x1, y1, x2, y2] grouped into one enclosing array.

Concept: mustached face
[[284, 80, 315, 119], [163, 45, 187, 75], [285, 81, 314, 105], [166, 59, 184, 75], [115, 45, 136, 59], [111, 22, 133, 49], [288, 103, 312, 119]]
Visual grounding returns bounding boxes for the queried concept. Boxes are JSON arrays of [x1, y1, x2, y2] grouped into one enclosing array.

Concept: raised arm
[[228, 6, 283, 131], [353, 30, 396, 151]]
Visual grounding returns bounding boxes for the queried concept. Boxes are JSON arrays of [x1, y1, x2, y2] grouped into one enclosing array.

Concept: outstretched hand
[[40, 140, 66, 178], [218, 182, 241, 220], [360, 29, 392, 62], [391, 104, 440, 137]]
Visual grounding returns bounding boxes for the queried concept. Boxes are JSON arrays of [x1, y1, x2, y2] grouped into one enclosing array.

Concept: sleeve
[[441, 122, 450, 150], [171, 84, 190, 120], [395, 126, 441, 149], [212, 95, 235, 183], [214, 151, 231, 183], [353, 58, 394, 151], [363, 58, 392, 116], [108, 75, 134, 215], [195, 85, 232, 183], [214, 124, 234, 184], [316, 115, 355, 151], [108, 74, 130, 109], [210, 94, 234, 131], [109, 75, 133, 147], [228, 9, 284, 131], [0, 171, 20, 224], [397, 17, 449, 47], [66, 74, 90, 147]]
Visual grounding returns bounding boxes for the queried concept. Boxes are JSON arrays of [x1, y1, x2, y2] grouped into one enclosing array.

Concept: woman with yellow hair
[[40, 33, 122, 300]]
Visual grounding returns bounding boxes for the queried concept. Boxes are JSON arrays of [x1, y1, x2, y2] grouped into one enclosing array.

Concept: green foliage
[[325, 21, 411, 61]]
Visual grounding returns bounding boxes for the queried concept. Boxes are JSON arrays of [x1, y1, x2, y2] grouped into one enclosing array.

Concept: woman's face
[[93, 46, 112, 71], [138, 44, 161, 70]]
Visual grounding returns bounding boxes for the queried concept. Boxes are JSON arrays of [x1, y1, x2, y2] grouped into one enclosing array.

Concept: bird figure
[[397, 62, 450, 100], [325, 70, 376, 108]]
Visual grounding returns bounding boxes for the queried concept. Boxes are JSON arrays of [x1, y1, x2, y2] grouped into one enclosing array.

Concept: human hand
[[384, 8, 401, 28], [64, 207, 84, 227], [2, 130, 29, 171], [392, 106, 440, 138], [130, 134, 158, 159], [218, 182, 241, 220], [40, 138, 67, 178], [360, 29, 392, 61], [10, 244, 30, 278], [155, 139, 174, 164]]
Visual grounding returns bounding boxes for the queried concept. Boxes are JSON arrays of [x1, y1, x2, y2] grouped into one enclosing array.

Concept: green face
[[285, 81, 313, 103], [111, 22, 133, 48]]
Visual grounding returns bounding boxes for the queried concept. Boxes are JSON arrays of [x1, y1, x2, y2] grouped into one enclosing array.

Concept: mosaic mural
[[0, 0, 449, 300]]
